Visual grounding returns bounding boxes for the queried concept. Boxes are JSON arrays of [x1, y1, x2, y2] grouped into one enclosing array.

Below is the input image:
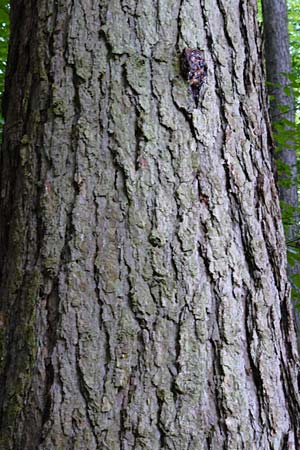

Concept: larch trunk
[[0, 1, 300, 449]]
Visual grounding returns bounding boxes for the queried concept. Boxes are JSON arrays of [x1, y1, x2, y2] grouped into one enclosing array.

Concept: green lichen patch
[[125, 55, 149, 95]]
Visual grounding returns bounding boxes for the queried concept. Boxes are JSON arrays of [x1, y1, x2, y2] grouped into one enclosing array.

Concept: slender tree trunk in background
[[262, 0, 300, 351], [0, 0, 300, 449], [262, 0, 297, 206]]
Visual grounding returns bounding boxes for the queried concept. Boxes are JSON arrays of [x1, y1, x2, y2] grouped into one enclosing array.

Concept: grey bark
[[262, 0, 300, 352], [262, 0, 296, 207], [0, 0, 300, 449]]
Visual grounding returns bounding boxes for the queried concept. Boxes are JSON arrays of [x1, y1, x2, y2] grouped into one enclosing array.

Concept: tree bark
[[0, 1, 300, 449]]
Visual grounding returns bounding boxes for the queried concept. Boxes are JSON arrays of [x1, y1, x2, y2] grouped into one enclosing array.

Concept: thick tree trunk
[[0, 1, 300, 449], [262, 0, 300, 353]]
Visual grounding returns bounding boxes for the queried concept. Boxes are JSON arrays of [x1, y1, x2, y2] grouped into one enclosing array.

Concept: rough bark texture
[[262, 0, 300, 353], [0, 1, 300, 449]]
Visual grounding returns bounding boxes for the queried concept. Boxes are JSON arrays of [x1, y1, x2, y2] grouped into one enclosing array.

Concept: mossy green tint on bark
[[0, 0, 300, 449]]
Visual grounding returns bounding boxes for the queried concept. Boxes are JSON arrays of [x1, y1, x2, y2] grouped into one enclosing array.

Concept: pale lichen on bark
[[0, 0, 299, 449]]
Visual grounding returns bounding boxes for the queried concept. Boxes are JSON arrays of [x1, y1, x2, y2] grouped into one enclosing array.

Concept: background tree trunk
[[0, 0, 300, 449], [262, 0, 297, 209], [262, 0, 300, 353]]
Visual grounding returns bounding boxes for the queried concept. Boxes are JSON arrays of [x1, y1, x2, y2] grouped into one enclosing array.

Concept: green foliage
[[287, 0, 300, 100], [278, 15, 300, 170], [0, 1, 9, 94], [0, 0, 9, 142], [260, 1, 300, 306], [257, 0, 263, 23]]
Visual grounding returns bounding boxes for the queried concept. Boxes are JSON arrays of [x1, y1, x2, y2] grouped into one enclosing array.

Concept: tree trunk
[[262, 0, 300, 353], [262, 0, 296, 210], [0, 1, 300, 449]]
